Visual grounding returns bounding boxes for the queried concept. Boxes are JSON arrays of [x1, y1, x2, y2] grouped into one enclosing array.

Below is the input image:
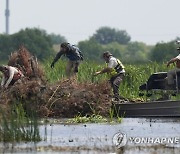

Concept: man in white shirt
[[167, 47, 180, 87], [0, 65, 24, 88], [94, 51, 125, 101]]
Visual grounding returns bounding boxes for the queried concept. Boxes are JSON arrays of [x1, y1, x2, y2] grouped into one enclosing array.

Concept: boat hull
[[113, 101, 180, 117]]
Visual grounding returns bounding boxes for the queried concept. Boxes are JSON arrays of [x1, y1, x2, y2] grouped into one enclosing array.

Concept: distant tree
[[150, 42, 177, 62], [124, 42, 150, 63], [78, 38, 151, 63], [11, 28, 55, 60], [127, 42, 143, 54], [49, 33, 67, 44], [0, 34, 13, 60], [103, 42, 123, 59], [92, 27, 131, 45], [0, 28, 56, 61], [78, 38, 104, 61]]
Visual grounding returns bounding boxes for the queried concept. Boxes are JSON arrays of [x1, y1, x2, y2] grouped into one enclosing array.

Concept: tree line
[[0, 27, 179, 63], [0, 28, 66, 61]]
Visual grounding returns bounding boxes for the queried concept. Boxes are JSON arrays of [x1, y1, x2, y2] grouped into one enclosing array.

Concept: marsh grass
[[109, 104, 123, 123], [0, 103, 41, 142], [44, 59, 173, 100]]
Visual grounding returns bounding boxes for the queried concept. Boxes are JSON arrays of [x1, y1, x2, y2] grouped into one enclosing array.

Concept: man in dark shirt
[[51, 42, 83, 78]]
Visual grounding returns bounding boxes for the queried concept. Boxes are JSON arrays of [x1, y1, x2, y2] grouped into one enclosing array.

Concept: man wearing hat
[[51, 42, 83, 78], [94, 51, 125, 101], [167, 47, 180, 88]]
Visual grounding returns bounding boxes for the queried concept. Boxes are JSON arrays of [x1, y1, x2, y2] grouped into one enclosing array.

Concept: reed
[[0, 102, 41, 142], [43, 59, 170, 100]]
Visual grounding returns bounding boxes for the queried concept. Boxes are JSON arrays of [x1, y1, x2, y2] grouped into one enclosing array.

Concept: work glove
[[50, 62, 54, 68]]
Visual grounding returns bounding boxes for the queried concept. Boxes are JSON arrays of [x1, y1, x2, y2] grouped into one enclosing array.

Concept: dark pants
[[109, 73, 124, 99], [66, 60, 80, 78]]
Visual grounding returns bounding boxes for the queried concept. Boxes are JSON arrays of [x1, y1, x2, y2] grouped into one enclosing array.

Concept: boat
[[113, 100, 180, 117]]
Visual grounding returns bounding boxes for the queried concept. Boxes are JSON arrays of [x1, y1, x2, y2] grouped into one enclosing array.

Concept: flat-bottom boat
[[113, 100, 180, 117]]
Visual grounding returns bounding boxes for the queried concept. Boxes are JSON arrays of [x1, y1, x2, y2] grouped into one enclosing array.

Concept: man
[[0, 65, 24, 88], [166, 47, 180, 87], [94, 51, 125, 101], [51, 42, 83, 78]]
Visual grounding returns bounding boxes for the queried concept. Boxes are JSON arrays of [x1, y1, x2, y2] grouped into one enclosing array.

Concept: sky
[[0, 0, 180, 45]]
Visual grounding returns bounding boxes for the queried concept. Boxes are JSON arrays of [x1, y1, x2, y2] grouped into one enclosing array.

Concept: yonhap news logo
[[113, 132, 180, 149], [112, 132, 127, 148]]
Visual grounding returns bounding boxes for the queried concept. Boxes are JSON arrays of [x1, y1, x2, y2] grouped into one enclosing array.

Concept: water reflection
[[1, 118, 180, 153]]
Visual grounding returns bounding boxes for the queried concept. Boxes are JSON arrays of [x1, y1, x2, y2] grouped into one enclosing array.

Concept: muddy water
[[1, 118, 180, 154]]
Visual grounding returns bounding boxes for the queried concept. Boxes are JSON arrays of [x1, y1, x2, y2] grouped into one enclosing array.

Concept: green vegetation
[[0, 26, 179, 126], [49, 33, 67, 44], [67, 114, 108, 123], [66, 96, 123, 124], [78, 39, 152, 63], [44, 59, 171, 100], [0, 28, 57, 61], [0, 27, 178, 64], [109, 105, 123, 123], [67, 110, 123, 123], [150, 41, 177, 62], [91, 26, 131, 45], [66, 104, 123, 123], [121, 62, 169, 99], [0, 103, 41, 142]]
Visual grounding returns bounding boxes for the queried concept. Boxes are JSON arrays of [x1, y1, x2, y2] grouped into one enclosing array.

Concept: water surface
[[1, 118, 180, 153]]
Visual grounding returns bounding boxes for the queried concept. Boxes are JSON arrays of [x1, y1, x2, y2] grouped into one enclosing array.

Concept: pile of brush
[[42, 79, 112, 117], [0, 46, 47, 116], [0, 46, 114, 118], [8, 46, 45, 81]]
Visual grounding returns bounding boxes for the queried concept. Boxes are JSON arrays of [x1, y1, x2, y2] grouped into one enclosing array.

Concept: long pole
[[5, 0, 10, 34]]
